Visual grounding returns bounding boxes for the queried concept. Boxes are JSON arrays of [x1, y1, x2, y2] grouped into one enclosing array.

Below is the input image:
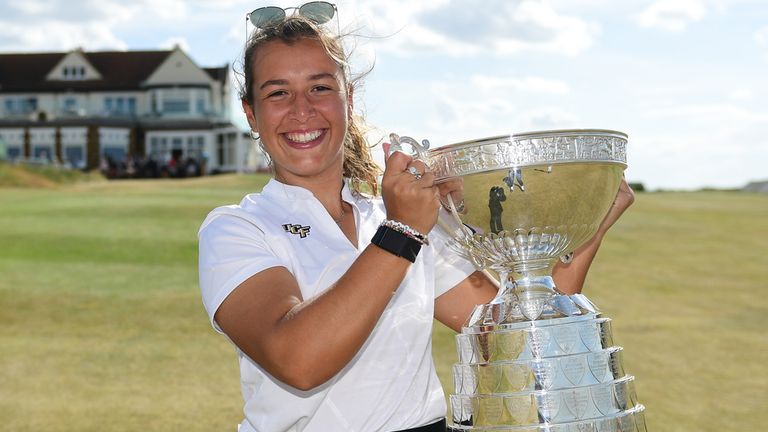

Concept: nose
[[289, 93, 316, 121]]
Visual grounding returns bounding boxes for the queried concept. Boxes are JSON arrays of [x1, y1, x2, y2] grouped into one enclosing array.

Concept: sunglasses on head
[[247, 1, 337, 29]]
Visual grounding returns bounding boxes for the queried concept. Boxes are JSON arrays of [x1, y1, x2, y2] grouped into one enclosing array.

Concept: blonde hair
[[239, 16, 380, 194]]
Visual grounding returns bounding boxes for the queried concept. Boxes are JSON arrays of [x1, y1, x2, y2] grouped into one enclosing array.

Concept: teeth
[[286, 130, 322, 143]]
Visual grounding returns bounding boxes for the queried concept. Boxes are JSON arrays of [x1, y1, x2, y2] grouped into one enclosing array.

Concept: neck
[[273, 166, 347, 218]]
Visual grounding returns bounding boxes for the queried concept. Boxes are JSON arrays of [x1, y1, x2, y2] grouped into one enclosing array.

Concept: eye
[[312, 84, 334, 93], [266, 89, 288, 98]]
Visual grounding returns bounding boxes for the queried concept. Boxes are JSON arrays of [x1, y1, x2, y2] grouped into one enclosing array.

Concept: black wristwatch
[[370, 225, 422, 263]]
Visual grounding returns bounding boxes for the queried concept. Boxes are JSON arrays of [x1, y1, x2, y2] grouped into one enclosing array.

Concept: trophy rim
[[427, 129, 628, 182], [432, 128, 628, 153]]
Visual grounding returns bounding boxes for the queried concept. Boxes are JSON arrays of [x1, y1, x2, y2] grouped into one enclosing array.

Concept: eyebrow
[[259, 72, 338, 90]]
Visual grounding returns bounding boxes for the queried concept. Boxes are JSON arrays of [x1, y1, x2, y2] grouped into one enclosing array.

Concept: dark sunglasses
[[247, 1, 337, 29]]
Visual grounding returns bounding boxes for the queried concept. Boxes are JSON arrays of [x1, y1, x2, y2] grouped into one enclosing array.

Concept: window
[[6, 146, 22, 160], [32, 145, 54, 161], [160, 89, 193, 115], [104, 97, 137, 116], [63, 97, 77, 110], [149, 136, 169, 160], [0, 130, 24, 160], [196, 96, 206, 113], [64, 146, 85, 168], [187, 136, 204, 159], [61, 127, 87, 168], [99, 127, 129, 162], [4, 97, 37, 115], [63, 66, 86, 80], [163, 99, 190, 114]]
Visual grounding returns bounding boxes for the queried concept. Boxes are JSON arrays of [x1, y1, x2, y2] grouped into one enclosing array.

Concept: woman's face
[[244, 38, 350, 183]]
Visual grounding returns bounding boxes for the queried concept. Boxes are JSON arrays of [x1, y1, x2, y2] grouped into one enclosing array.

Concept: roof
[[0, 50, 228, 93]]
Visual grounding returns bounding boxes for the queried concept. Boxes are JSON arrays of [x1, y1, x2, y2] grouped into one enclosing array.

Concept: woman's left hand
[[597, 176, 635, 236]]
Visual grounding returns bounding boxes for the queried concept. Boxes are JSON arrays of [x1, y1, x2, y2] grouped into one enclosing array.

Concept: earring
[[251, 131, 272, 167]]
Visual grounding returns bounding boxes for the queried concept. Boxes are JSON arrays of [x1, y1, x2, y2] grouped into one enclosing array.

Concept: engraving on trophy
[[575, 420, 597, 432], [454, 364, 477, 394], [532, 359, 557, 390], [501, 362, 533, 392], [554, 324, 580, 354], [474, 396, 505, 426], [563, 388, 590, 419], [579, 321, 601, 351], [596, 417, 618, 432], [560, 355, 588, 385], [506, 394, 537, 425], [520, 297, 548, 321], [588, 351, 612, 383], [495, 331, 526, 361], [591, 384, 617, 416], [535, 392, 561, 422], [477, 364, 502, 394], [457, 334, 477, 364], [528, 327, 552, 357]]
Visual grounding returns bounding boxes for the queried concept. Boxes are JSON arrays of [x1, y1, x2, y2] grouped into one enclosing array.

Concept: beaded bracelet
[[380, 219, 429, 245]]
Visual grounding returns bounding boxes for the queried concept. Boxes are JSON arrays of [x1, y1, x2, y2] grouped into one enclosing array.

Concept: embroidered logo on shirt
[[283, 223, 311, 238]]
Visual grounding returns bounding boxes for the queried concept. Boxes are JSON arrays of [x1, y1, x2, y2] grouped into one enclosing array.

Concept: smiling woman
[[196, 10, 630, 432]]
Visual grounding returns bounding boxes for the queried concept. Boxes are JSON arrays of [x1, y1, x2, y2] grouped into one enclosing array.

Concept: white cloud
[[517, 108, 579, 131], [160, 36, 191, 53], [137, 0, 188, 20], [0, 20, 128, 52], [635, 0, 707, 31], [357, 0, 598, 57], [470, 75, 571, 95], [728, 88, 752, 101], [646, 103, 768, 125], [755, 26, 768, 45]]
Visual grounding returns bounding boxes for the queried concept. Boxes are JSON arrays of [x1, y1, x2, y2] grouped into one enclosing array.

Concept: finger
[[383, 142, 390, 156], [406, 160, 429, 175], [415, 171, 436, 187], [384, 150, 412, 172]]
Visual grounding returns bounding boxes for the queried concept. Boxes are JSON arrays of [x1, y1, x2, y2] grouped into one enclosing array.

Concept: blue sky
[[1, 0, 766, 190]]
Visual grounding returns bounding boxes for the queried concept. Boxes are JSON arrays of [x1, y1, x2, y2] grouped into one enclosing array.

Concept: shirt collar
[[261, 178, 363, 203]]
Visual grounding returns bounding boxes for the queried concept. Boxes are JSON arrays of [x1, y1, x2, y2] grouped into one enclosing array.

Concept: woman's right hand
[[381, 150, 441, 234]]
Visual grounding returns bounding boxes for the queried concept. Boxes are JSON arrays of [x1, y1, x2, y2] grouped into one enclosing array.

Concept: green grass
[[0, 161, 105, 187], [1, 179, 766, 430]]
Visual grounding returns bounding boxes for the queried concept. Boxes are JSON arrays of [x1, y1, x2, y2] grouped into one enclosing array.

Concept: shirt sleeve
[[198, 209, 286, 333], [430, 219, 479, 298]]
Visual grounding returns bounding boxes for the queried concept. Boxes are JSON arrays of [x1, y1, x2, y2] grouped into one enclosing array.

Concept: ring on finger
[[407, 166, 423, 180]]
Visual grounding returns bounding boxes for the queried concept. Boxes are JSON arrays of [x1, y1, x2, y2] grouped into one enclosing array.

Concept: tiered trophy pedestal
[[389, 130, 647, 432]]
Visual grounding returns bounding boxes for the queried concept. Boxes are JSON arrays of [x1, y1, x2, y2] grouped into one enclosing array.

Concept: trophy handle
[[387, 133, 430, 160]]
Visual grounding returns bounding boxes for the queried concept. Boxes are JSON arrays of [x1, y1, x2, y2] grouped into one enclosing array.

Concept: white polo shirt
[[198, 179, 476, 432]]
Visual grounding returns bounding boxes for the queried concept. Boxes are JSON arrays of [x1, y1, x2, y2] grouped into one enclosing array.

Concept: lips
[[283, 129, 325, 148]]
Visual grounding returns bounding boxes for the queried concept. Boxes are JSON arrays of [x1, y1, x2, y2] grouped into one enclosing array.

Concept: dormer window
[[63, 66, 86, 80]]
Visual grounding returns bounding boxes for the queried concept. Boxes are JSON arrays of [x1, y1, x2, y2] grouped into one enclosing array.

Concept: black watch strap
[[370, 225, 422, 263]]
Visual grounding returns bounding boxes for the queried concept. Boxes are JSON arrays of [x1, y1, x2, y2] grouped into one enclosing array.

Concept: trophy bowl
[[390, 129, 627, 325]]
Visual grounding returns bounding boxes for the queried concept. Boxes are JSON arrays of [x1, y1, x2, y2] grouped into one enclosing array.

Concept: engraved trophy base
[[449, 313, 648, 432]]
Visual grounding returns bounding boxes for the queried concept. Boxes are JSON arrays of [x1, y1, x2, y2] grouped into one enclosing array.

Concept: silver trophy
[[389, 130, 647, 431]]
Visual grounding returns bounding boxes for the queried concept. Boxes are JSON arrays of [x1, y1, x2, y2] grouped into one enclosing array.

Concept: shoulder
[[198, 192, 279, 237]]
